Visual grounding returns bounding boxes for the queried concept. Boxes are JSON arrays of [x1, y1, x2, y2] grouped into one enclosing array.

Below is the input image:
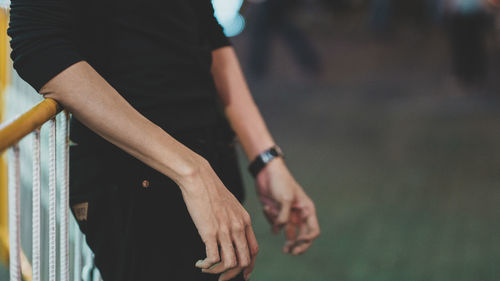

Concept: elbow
[[39, 82, 59, 101], [37, 60, 86, 105]]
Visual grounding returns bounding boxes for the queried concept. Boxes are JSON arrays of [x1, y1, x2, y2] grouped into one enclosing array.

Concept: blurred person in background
[[247, 0, 322, 78], [487, 0, 500, 49], [369, 0, 446, 37], [369, 0, 393, 35], [7, 0, 321, 280], [445, 0, 492, 89]]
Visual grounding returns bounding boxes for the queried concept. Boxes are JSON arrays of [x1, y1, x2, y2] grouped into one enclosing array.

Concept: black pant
[[70, 121, 246, 281]]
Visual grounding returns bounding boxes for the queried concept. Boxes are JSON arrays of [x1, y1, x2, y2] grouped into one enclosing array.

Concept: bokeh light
[[212, 0, 245, 37]]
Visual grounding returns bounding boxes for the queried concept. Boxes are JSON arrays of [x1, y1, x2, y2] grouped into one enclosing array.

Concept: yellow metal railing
[[0, 98, 61, 153], [0, 98, 61, 281], [0, 97, 66, 281], [0, 6, 10, 266], [1, 6, 89, 281]]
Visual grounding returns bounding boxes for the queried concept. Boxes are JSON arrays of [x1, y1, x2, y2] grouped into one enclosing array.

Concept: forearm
[[41, 61, 202, 186], [211, 47, 275, 160]]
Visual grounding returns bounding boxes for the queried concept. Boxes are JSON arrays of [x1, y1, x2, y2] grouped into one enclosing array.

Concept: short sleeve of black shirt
[[198, 0, 231, 51], [8, 0, 84, 92], [8, 0, 231, 92]]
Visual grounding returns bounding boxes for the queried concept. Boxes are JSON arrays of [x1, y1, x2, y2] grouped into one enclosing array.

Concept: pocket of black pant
[[71, 201, 90, 234]]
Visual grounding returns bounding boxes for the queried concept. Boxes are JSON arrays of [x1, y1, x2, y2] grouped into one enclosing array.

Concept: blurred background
[[227, 0, 500, 280], [1, 0, 500, 280]]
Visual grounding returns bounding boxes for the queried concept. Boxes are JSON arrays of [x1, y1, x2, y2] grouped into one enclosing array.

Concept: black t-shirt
[[8, 0, 232, 135], [8, 0, 237, 203]]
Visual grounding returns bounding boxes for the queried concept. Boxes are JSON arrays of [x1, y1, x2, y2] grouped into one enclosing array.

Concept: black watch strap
[[248, 145, 284, 178]]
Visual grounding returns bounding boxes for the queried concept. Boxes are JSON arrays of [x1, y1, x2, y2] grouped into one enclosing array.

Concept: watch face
[[261, 151, 274, 163], [262, 147, 282, 163]]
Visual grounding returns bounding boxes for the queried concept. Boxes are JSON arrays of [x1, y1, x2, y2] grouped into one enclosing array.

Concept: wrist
[[255, 157, 294, 192], [167, 149, 208, 188], [248, 145, 284, 178]]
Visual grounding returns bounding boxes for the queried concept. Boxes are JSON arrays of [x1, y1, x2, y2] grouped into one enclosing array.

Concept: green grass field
[[233, 20, 500, 278], [239, 88, 500, 281]]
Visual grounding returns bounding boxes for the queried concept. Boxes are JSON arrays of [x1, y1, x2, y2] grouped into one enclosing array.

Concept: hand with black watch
[[249, 144, 320, 256]]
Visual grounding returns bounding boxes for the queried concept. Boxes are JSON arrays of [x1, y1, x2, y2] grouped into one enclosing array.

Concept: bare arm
[[210, 48, 274, 160], [41, 61, 199, 183], [39, 61, 258, 281], [211, 46, 321, 255]]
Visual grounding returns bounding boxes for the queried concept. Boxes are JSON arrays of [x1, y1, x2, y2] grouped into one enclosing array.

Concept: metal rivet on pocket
[[142, 180, 150, 189]]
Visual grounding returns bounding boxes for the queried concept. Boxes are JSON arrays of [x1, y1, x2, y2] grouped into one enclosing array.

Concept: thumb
[[276, 199, 292, 226]]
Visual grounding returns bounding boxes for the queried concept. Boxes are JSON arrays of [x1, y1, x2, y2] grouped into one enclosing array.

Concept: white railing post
[[48, 118, 57, 281], [73, 221, 83, 281], [32, 129, 41, 281], [60, 112, 70, 281], [8, 144, 21, 281]]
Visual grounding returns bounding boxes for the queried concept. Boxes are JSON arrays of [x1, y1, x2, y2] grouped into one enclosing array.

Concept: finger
[[244, 226, 259, 280], [262, 205, 278, 225], [246, 225, 259, 258], [243, 253, 256, 280], [283, 222, 297, 254], [263, 206, 281, 234], [283, 239, 295, 254], [285, 216, 298, 240], [272, 224, 281, 234], [290, 208, 303, 225], [263, 204, 279, 218], [296, 212, 320, 243], [233, 229, 251, 268], [288, 222, 312, 255], [203, 232, 237, 274], [259, 196, 278, 209], [276, 199, 292, 226], [195, 236, 220, 269], [291, 240, 313, 255], [218, 267, 243, 281]]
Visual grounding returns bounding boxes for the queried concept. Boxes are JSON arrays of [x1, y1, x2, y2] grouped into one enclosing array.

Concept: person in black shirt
[[8, 0, 321, 280]]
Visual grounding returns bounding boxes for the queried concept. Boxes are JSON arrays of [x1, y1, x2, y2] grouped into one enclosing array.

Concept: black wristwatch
[[248, 145, 284, 178]]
